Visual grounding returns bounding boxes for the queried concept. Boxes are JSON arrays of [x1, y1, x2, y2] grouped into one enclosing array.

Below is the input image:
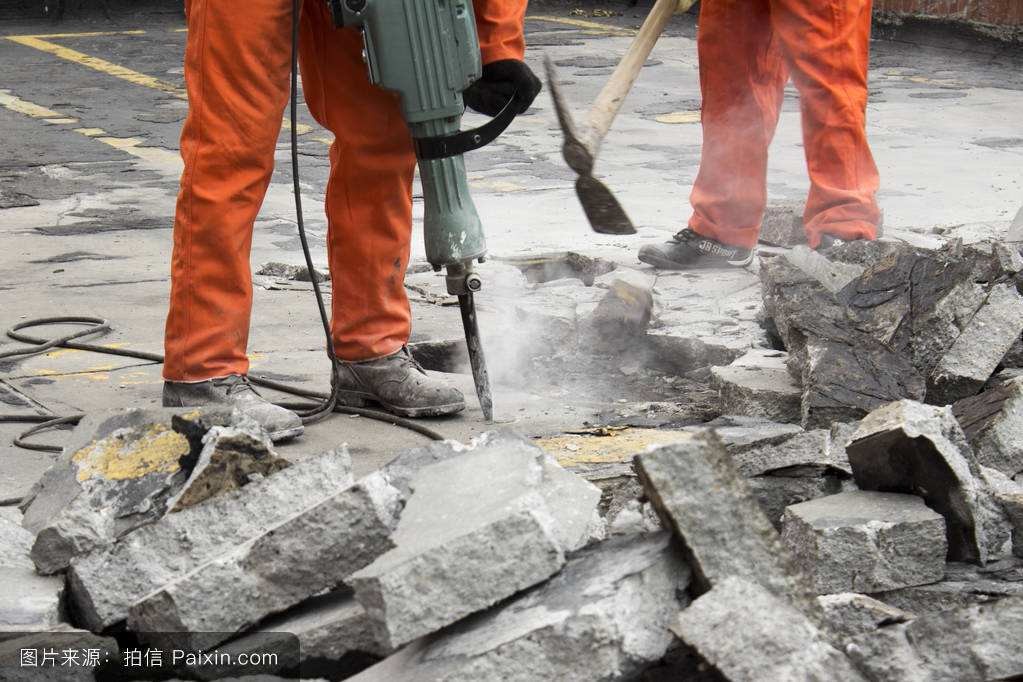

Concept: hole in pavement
[[495, 251, 616, 286]]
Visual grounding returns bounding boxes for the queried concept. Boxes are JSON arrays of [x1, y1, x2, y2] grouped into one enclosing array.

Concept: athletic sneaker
[[638, 228, 755, 270]]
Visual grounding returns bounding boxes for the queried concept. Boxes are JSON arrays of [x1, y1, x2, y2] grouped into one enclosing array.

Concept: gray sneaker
[[335, 347, 465, 418], [162, 375, 304, 442]]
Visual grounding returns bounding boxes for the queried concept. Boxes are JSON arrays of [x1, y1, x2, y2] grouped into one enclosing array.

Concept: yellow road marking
[[6, 30, 146, 39], [44, 117, 79, 124], [7, 35, 184, 96], [0, 89, 63, 118], [526, 15, 636, 37], [655, 110, 700, 124], [74, 127, 105, 136]]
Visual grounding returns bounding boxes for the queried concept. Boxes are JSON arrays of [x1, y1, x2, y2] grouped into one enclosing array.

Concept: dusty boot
[[335, 347, 465, 418], [162, 375, 304, 442]]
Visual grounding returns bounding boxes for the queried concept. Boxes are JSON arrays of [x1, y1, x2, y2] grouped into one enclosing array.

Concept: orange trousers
[[688, 0, 881, 250], [164, 0, 525, 381]]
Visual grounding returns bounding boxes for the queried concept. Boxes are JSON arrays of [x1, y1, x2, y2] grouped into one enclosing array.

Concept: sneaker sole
[[638, 251, 754, 270], [335, 389, 466, 418]]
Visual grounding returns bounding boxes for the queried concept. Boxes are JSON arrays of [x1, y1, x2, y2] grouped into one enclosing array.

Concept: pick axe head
[[543, 55, 636, 236]]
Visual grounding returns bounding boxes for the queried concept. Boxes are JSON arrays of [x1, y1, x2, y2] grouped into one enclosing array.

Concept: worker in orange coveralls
[[161, 0, 541, 440], [640, 0, 882, 270]]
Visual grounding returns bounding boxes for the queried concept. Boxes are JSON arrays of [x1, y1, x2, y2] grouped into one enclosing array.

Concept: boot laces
[[213, 374, 256, 397]]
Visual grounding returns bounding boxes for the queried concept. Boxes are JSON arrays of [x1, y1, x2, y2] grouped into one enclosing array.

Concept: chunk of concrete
[[781, 491, 947, 593], [848, 400, 1000, 564], [581, 276, 654, 350], [350, 434, 601, 649], [710, 349, 803, 424], [0, 515, 65, 633], [870, 557, 1023, 614], [351, 533, 688, 682], [749, 474, 851, 530], [635, 431, 813, 606], [954, 378, 1023, 478], [20, 408, 204, 574], [190, 591, 382, 680], [846, 596, 1023, 682], [645, 326, 750, 375], [128, 469, 401, 651], [930, 283, 1023, 403], [817, 593, 913, 642], [166, 420, 289, 511], [757, 201, 806, 248], [673, 577, 866, 682], [68, 449, 353, 631]]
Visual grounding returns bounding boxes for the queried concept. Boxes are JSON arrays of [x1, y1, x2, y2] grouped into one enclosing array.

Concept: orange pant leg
[[298, 2, 417, 361], [688, 0, 788, 250], [770, 0, 881, 247], [163, 0, 292, 381]]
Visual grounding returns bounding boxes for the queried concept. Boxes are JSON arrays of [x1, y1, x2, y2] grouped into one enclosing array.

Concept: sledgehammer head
[[543, 54, 636, 236]]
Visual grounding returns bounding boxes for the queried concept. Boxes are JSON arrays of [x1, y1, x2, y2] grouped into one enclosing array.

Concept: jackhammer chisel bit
[[458, 292, 493, 422]]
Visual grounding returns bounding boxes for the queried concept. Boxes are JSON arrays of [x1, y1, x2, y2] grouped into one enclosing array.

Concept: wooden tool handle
[[585, 0, 695, 149]]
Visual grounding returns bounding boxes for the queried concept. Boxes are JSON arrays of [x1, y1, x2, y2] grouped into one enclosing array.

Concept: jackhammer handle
[[585, 0, 696, 150]]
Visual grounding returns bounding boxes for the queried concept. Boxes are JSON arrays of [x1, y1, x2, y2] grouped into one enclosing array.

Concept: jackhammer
[[326, 0, 526, 422]]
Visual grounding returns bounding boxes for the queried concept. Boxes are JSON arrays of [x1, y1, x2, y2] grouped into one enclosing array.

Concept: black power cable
[[0, 2, 446, 453]]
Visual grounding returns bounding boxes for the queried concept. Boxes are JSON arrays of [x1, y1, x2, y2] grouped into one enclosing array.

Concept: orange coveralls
[[688, 0, 882, 250], [163, 0, 526, 382]]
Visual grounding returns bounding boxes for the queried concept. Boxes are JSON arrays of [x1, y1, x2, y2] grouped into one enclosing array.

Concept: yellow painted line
[[5, 30, 146, 39], [96, 135, 182, 167], [655, 110, 700, 124], [526, 14, 636, 36], [0, 89, 63, 118], [8, 35, 185, 96], [44, 117, 79, 124], [74, 127, 105, 136]]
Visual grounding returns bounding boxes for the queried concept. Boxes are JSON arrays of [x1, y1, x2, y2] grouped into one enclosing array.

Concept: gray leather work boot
[[162, 374, 304, 442], [335, 346, 465, 418]]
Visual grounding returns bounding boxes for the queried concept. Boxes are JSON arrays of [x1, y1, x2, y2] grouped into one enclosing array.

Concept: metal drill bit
[[458, 292, 493, 422]]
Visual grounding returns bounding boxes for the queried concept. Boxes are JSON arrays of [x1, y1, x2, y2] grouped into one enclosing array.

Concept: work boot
[[638, 228, 755, 270], [162, 375, 304, 442], [334, 347, 465, 418]]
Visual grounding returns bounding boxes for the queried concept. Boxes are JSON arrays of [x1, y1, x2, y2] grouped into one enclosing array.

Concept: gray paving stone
[[673, 576, 866, 682], [781, 491, 947, 593], [954, 377, 1023, 478], [635, 431, 813, 607], [817, 593, 913, 642], [930, 283, 1023, 403], [848, 400, 1004, 564], [350, 533, 688, 682], [127, 469, 401, 652], [68, 449, 353, 631], [350, 434, 600, 650], [870, 557, 1023, 614], [0, 516, 64, 633], [710, 349, 803, 424], [846, 596, 1023, 682]]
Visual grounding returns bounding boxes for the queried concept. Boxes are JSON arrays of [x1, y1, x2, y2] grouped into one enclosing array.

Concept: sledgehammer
[[545, 0, 696, 235]]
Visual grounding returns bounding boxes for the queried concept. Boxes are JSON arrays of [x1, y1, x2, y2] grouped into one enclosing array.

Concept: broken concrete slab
[[729, 428, 851, 477], [781, 491, 947, 593], [68, 449, 353, 632], [166, 419, 289, 511], [350, 434, 601, 650], [255, 261, 328, 282], [846, 596, 1023, 682], [20, 408, 202, 574], [673, 576, 866, 682], [645, 325, 750, 376], [954, 377, 1023, 478], [817, 593, 913, 642], [698, 415, 804, 452], [749, 475, 853, 530], [351, 532, 688, 682], [635, 431, 813, 606], [128, 469, 401, 652], [710, 349, 803, 424], [0, 515, 64, 633], [190, 590, 382, 681], [757, 201, 806, 248], [929, 283, 1023, 403], [580, 275, 655, 350], [870, 557, 1023, 614], [848, 400, 1001, 564]]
